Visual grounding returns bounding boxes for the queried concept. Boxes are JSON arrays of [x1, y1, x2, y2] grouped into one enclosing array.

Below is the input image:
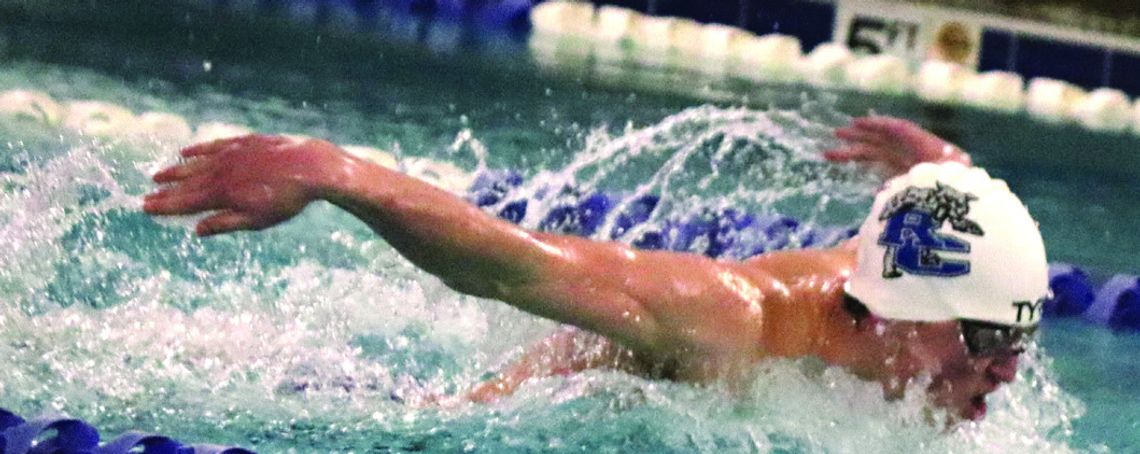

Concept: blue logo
[[878, 182, 984, 279]]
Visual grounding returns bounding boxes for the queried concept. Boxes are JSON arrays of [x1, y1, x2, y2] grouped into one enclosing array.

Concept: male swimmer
[[143, 116, 1048, 422]]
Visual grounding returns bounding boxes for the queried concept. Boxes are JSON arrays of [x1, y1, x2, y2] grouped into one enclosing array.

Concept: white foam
[[401, 157, 474, 193], [0, 148, 125, 300]]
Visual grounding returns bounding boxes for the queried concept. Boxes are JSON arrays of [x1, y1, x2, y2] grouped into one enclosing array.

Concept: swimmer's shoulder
[[721, 248, 853, 358], [736, 246, 856, 284]]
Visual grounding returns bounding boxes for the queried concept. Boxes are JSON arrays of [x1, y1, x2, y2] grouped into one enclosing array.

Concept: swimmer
[[143, 116, 1048, 422]]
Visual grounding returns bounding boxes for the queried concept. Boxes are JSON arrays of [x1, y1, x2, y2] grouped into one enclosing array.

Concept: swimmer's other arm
[[143, 136, 821, 361], [824, 116, 970, 177]]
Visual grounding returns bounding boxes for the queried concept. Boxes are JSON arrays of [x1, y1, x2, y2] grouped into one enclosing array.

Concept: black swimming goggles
[[959, 320, 1037, 357]]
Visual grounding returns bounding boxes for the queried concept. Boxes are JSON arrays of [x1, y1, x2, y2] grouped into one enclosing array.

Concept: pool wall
[[173, 0, 1140, 133]]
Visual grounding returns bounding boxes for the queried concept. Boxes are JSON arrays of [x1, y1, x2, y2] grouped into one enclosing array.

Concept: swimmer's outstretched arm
[[824, 116, 971, 177], [143, 136, 820, 361]]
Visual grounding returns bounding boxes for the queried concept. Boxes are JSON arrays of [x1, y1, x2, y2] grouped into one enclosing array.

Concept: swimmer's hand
[[824, 116, 971, 177], [144, 135, 348, 236]]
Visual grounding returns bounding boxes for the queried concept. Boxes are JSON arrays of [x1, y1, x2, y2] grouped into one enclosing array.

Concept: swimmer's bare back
[[465, 246, 858, 403], [143, 116, 969, 403]]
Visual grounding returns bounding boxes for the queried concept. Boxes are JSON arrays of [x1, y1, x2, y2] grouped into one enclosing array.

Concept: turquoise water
[[2, 4, 1139, 453]]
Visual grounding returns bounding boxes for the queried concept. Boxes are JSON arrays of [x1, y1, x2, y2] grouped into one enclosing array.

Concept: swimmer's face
[[873, 320, 1021, 421]]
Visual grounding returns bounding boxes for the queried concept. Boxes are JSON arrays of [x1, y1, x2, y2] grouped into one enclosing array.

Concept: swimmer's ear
[[843, 295, 877, 331]]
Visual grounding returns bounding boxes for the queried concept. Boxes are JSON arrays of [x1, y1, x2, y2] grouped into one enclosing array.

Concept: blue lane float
[[468, 169, 859, 257], [1048, 265, 1140, 330], [1045, 263, 1096, 318], [0, 408, 254, 454], [1084, 274, 1140, 330], [469, 169, 1140, 331]]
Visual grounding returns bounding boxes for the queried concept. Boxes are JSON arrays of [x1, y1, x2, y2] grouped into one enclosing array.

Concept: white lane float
[[701, 23, 752, 58], [628, 15, 704, 56], [629, 15, 680, 52], [0, 90, 63, 125], [626, 15, 688, 66], [530, 0, 594, 36], [341, 145, 399, 169], [594, 6, 639, 44], [689, 23, 752, 77], [737, 34, 802, 82], [846, 54, 909, 94], [526, 34, 565, 71], [800, 43, 854, 87], [961, 71, 1024, 112], [915, 60, 973, 104], [1072, 88, 1133, 132], [670, 18, 705, 56], [1133, 99, 1140, 135], [62, 100, 135, 137], [524, 9, 1140, 135], [1025, 78, 1087, 123], [127, 111, 194, 144], [192, 121, 254, 143]]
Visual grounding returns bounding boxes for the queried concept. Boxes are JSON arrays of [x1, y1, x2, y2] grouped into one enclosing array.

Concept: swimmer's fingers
[[835, 125, 889, 147], [143, 188, 220, 215], [180, 140, 229, 158], [196, 210, 263, 237], [853, 116, 943, 153], [851, 116, 919, 137], [828, 144, 914, 174], [823, 144, 878, 163], [153, 158, 214, 183], [180, 134, 291, 158]]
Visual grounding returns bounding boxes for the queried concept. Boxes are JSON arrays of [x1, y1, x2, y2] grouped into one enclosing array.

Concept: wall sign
[[834, 1, 982, 69]]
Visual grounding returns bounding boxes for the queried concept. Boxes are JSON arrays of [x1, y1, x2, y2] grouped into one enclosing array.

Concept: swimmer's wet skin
[[142, 116, 1047, 423]]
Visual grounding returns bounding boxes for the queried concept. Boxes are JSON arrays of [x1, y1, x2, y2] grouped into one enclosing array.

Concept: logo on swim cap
[[846, 162, 1049, 327], [877, 182, 984, 279]]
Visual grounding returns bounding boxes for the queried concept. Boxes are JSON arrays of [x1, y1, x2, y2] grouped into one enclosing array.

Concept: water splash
[[0, 88, 1083, 452], [483, 103, 878, 257]]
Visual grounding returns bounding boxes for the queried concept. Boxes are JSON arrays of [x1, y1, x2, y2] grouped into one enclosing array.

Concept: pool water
[[1, 3, 1139, 453]]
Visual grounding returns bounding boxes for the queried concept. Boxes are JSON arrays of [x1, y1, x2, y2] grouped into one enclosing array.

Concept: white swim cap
[[844, 162, 1049, 328]]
